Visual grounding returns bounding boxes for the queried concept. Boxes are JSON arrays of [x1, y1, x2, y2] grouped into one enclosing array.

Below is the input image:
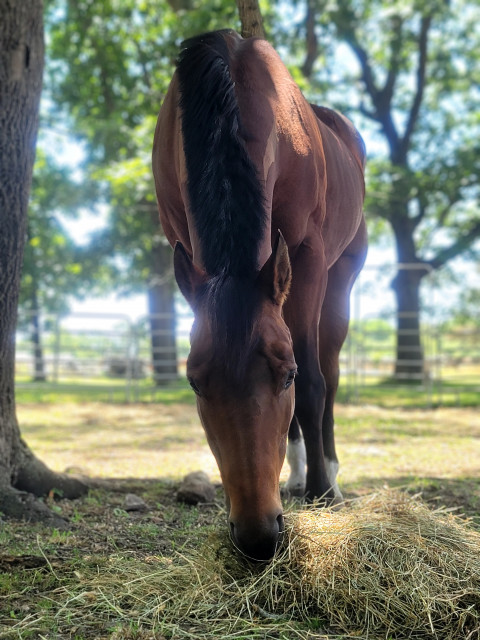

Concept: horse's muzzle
[[229, 512, 284, 562]]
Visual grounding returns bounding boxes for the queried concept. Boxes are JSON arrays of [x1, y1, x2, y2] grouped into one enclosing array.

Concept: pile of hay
[[256, 490, 480, 638], [40, 490, 480, 639], [168, 490, 480, 639]]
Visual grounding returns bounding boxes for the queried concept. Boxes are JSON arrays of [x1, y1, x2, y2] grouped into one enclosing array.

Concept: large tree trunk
[[0, 0, 86, 523], [391, 268, 425, 380], [390, 211, 426, 380], [148, 208, 178, 386]]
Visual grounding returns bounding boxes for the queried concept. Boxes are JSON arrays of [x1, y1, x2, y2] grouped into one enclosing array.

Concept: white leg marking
[[285, 436, 307, 495], [325, 456, 343, 501]]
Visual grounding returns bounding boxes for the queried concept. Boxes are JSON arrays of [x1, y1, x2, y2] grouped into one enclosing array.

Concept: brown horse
[[152, 30, 367, 561]]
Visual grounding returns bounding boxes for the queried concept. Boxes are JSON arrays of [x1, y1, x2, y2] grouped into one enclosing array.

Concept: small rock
[[124, 493, 148, 512], [64, 466, 87, 476], [177, 471, 216, 505]]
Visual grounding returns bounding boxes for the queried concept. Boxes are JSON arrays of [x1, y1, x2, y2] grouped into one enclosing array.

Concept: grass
[[2, 400, 480, 638], [16, 402, 480, 501], [337, 377, 480, 408], [2, 491, 480, 639], [15, 368, 480, 407], [14, 377, 196, 405]]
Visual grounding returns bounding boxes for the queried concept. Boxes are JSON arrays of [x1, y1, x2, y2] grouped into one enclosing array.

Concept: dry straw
[[13, 489, 480, 639]]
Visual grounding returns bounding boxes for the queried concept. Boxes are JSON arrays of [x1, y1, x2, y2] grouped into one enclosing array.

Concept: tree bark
[[148, 208, 178, 386], [391, 268, 425, 380], [302, 0, 319, 78], [389, 204, 428, 380], [236, 0, 266, 39], [0, 0, 87, 522]]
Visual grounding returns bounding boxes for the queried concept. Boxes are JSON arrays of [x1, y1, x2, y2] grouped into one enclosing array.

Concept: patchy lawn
[[17, 402, 480, 509], [1, 402, 479, 639]]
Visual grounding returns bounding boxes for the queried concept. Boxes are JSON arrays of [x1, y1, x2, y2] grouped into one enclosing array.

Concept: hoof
[[282, 482, 306, 499]]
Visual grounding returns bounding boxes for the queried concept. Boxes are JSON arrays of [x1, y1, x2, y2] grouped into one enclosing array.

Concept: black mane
[[177, 31, 267, 378], [176, 30, 265, 279]]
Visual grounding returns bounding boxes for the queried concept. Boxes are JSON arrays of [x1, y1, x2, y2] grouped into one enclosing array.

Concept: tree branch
[[345, 28, 401, 157], [380, 17, 403, 111], [301, 0, 319, 78], [428, 219, 480, 270], [398, 15, 431, 161], [411, 196, 427, 228]]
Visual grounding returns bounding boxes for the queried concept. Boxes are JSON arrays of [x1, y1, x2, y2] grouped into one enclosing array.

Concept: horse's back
[[310, 105, 366, 267], [153, 30, 365, 269], [228, 36, 365, 265]]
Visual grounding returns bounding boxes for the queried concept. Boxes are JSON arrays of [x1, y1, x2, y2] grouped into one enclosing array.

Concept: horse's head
[[174, 234, 296, 561]]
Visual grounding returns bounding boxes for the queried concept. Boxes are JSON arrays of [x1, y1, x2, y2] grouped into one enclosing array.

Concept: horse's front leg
[[284, 242, 334, 502], [293, 339, 335, 502]]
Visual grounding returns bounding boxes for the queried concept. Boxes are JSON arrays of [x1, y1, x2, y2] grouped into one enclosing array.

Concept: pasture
[[1, 398, 480, 639]]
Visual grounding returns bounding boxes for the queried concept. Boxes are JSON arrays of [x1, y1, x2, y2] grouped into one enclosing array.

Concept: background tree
[[0, 0, 86, 522], [45, 0, 240, 384], [291, 0, 480, 378], [237, 0, 266, 37], [19, 149, 94, 381]]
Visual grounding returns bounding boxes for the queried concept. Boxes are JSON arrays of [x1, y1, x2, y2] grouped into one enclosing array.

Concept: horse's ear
[[259, 231, 292, 306], [173, 242, 207, 309]]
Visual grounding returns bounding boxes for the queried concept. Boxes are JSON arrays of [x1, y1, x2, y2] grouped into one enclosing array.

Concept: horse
[[152, 29, 367, 561]]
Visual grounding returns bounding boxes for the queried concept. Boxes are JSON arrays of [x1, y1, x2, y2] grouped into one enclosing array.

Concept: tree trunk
[[0, 0, 86, 522], [148, 209, 178, 386], [390, 205, 427, 380], [391, 267, 425, 380], [236, 0, 266, 38]]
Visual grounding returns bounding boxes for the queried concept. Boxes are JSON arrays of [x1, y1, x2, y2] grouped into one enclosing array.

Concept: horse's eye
[[284, 369, 297, 389], [188, 377, 201, 396]]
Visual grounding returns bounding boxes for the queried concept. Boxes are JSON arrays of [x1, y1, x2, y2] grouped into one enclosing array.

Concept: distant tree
[[0, 0, 86, 522], [293, 0, 480, 378], [45, 0, 240, 384], [19, 150, 92, 381]]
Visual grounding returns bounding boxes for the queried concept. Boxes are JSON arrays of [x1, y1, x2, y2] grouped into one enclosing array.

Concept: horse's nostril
[[229, 514, 284, 561]]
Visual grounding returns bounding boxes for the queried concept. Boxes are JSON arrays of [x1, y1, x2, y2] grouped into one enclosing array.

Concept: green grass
[[15, 376, 196, 405], [3, 400, 480, 639], [337, 376, 480, 408], [15, 370, 480, 407]]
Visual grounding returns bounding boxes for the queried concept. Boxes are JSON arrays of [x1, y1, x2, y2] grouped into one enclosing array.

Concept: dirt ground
[[17, 401, 480, 492], [14, 401, 480, 532], [2, 402, 479, 639]]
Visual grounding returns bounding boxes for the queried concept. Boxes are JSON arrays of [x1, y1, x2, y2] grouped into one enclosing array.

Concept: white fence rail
[[15, 310, 479, 406], [15, 264, 480, 405]]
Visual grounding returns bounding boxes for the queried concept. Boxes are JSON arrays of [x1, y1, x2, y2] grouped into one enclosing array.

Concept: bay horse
[[152, 30, 367, 561]]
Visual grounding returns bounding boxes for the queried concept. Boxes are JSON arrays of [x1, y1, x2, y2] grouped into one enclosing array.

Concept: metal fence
[[15, 267, 480, 406], [15, 310, 192, 402], [341, 264, 480, 405]]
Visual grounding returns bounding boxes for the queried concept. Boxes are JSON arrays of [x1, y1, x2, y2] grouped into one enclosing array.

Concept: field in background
[[17, 400, 480, 511], [15, 307, 480, 408]]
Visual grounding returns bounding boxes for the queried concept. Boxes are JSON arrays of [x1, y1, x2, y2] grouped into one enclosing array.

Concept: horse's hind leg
[[318, 221, 367, 500]]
